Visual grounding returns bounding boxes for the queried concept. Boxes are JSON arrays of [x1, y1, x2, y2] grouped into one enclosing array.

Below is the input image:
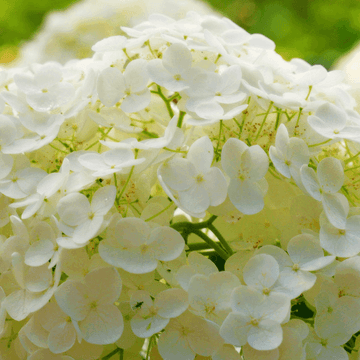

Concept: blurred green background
[[0, 0, 359, 68]]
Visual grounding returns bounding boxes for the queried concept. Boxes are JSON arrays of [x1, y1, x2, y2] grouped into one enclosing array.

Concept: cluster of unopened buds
[[1, 10, 360, 360]]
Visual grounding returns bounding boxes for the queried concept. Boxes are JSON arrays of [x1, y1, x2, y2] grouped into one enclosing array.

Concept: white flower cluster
[[15, 0, 217, 66], [1, 10, 360, 360]]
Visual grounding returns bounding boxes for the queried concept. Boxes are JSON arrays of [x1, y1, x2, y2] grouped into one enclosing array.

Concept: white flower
[[308, 102, 360, 140], [221, 138, 269, 215], [300, 157, 348, 229], [269, 123, 309, 187], [319, 208, 360, 257], [14, 63, 75, 112], [185, 65, 247, 121], [130, 288, 188, 337], [24, 218, 62, 268], [37, 301, 78, 354], [2, 252, 61, 321], [97, 59, 150, 112], [147, 43, 194, 92], [0, 115, 18, 151], [159, 136, 227, 216], [56, 185, 116, 244], [99, 217, 185, 273], [54, 267, 123, 345], [176, 251, 219, 291], [187, 271, 240, 324], [78, 149, 144, 177], [0, 155, 47, 199], [256, 234, 335, 299], [158, 310, 224, 360], [220, 286, 290, 351]]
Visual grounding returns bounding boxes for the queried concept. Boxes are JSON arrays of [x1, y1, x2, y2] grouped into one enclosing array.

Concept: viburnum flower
[[24, 218, 62, 268], [78, 149, 144, 177], [308, 102, 360, 140], [319, 208, 360, 257], [37, 301, 79, 354], [2, 251, 61, 322], [100, 114, 178, 150], [185, 64, 247, 122], [54, 267, 123, 345], [98, 217, 185, 273], [0, 155, 47, 199], [147, 43, 194, 92], [221, 137, 269, 215], [97, 58, 151, 112], [158, 310, 224, 360], [13, 63, 75, 112], [0, 115, 19, 153], [269, 123, 309, 187], [242, 319, 309, 360], [176, 252, 219, 291], [256, 234, 335, 298], [300, 157, 348, 229], [130, 288, 188, 337], [56, 185, 116, 245], [159, 136, 227, 216], [220, 286, 290, 351], [187, 271, 240, 324]]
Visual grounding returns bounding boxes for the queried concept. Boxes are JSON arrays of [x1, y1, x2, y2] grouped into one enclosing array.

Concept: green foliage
[[206, 0, 360, 68], [0, 0, 77, 46]]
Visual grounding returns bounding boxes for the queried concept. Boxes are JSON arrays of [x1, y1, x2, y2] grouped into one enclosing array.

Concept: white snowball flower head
[[221, 137, 269, 215]]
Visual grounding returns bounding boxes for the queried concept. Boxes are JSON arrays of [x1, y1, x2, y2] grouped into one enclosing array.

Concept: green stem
[[215, 120, 223, 161], [345, 151, 360, 164], [85, 140, 99, 150], [294, 108, 303, 135], [305, 85, 313, 101], [187, 243, 212, 251], [117, 166, 135, 201], [208, 224, 234, 255], [145, 40, 155, 58], [102, 347, 122, 360], [171, 215, 217, 231], [154, 85, 174, 118], [255, 101, 273, 141], [163, 147, 187, 154], [308, 139, 332, 148], [98, 128, 118, 142], [192, 230, 229, 260], [274, 108, 281, 130], [48, 143, 68, 154], [345, 164, 360, 172], [177, 111, 186, 128], [146, 336, 153, 360], [144, 201, 173, 222]]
